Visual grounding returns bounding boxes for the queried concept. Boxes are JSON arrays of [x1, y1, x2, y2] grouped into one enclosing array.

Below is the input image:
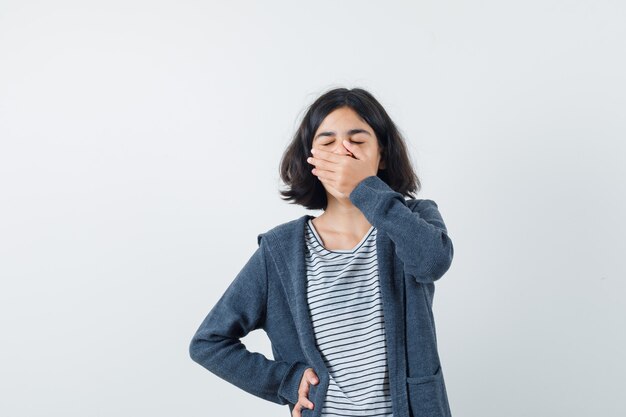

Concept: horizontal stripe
[[305, 219, 393, 417]]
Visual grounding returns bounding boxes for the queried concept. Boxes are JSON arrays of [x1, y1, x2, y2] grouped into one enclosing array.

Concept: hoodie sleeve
[[349, 175, 454, 284], [188, 240, 310, 405]]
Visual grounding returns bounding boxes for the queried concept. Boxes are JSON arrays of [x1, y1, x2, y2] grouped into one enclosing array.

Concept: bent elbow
[[188, 334, 218, 368], [188, 335, 203, 364], [431, 236, 454, 281], [433, 241, 454, 281], [409, 236, 454, 284]]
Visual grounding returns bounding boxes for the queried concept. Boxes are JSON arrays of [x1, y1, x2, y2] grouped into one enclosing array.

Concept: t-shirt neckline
[[306, 218, 375, 254]]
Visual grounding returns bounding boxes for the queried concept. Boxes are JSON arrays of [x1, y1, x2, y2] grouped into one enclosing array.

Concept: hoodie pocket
[[406, 365, 446, 417]]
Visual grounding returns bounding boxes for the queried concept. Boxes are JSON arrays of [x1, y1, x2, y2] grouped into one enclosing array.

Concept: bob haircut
[[279, 87, 421, 211]]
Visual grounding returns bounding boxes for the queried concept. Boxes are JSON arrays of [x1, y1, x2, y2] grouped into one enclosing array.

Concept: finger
[[307, 156, 337, 173], [342, 139, 363, 160], [318, 176, 341, 193], [312, 167, 335, 183], [310, 148, 344, 163], [300, 379, 311, 396], [297, 379, 315, 409], [301, 397, 315, 410], [295, 401, 308, 417], [317, 176, 344, 197], [341, 139, 356, 158]]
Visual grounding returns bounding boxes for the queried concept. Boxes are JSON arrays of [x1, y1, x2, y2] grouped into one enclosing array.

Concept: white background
[[1, 1, 624, 416]]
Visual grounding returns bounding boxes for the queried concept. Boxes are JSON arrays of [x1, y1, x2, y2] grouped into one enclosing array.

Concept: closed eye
[[321, 140, 364, 146]]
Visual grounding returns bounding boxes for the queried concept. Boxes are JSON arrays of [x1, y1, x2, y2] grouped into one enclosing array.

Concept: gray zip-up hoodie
[[189, 175, 454, 417]]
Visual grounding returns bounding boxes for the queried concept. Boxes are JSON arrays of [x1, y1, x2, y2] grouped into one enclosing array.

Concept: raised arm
[[349, 175, 454, 284], [188, 241, 309, 405]]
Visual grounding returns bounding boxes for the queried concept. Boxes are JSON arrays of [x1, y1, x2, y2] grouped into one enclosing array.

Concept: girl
[[190, 87, 454, 417]]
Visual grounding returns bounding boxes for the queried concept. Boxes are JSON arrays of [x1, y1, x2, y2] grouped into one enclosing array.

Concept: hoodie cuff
[[349, 175, 393, 219], [278, 361, 310, 405]]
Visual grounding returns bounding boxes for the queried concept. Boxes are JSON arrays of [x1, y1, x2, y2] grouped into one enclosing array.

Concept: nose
[[332, 140, 353, 156]]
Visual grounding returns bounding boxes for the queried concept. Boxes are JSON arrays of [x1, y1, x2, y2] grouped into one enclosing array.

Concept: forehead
[[318, 107, 367, 128], [320, 107, 367, 126]]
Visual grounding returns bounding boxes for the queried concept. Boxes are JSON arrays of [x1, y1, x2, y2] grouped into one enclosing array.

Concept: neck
[[317, 193, 371, 234]]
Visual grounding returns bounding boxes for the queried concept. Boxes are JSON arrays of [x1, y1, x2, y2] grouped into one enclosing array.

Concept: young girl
[[189, 87, 454, 417]]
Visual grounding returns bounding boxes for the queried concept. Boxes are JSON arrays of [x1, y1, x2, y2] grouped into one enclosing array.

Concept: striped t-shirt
[[304, 218, 393, 417]]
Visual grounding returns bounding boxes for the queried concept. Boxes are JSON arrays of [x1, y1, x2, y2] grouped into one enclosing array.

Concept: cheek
[[365, 145, 379, 157]]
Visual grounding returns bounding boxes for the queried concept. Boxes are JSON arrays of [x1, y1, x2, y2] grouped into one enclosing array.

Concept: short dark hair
[[279, 87, 421, 210]]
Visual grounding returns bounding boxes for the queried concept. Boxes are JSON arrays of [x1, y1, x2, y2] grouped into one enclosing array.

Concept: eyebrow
[[313, 128, 372, 141]]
